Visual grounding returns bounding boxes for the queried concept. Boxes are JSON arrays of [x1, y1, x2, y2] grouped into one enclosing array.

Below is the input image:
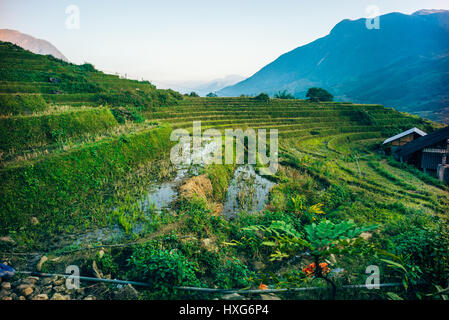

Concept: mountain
[[191, 75, 246, 96], [158, 75, 245, 96], [218, 10, 449, 122], [0, 29, 68, 62]]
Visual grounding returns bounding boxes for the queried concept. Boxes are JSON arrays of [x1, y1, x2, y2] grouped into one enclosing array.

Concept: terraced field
[[1, 40, 448, 300]]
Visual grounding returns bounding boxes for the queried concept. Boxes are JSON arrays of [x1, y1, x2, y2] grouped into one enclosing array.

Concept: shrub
[[254, 93, 270, 102], [215, 257, 255, 289], [127, 246, 201, 298], [306, 87, 333, 102], [274, 90, 295, 99]]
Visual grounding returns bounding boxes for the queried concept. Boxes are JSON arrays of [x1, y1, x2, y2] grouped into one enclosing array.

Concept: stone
[[2, 296, 12, 300], [53, 285, 66, 293], [32, 294, 49, 300], [22, 287, 33, 296], [53, 277, 64, 286], [39, 277, 54, 286], [201, 238, 218, 252], [0, 289, 9, 298], [360, 232, 372, 240], [0, 236, 15, 244], [1, 282, 11, 290], [221, 293, 245, 300], [83, 295, 96, 300], [22, 276, 39, 285], [51, 293, 67, 300], [36, 256, 48, 271], [19, 296, 26, 300], [113, 284, 139, 300], [260, 293, 281, 300]]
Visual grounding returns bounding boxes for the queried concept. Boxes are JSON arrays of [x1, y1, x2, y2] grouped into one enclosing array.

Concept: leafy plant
[[127, 245, 201, 299]]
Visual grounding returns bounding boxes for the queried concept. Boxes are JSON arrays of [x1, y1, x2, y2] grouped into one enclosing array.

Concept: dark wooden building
[[382, 127, 427, 154], [395, 126, 449, 183]]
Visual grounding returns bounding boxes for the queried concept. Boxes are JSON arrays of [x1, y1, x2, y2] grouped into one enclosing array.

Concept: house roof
[[382, 127, 427, 145], [396, 126, 449, 158]]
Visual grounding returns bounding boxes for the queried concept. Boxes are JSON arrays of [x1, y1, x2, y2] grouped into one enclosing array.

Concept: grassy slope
[[0, 42, 448, 299]]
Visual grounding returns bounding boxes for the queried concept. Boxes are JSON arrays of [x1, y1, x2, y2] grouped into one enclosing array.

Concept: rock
[[1, 282, 11, 290], [0, 236, 15, 244], [31, 217, 39, 225], [2, 296, 12, 300], [221, 293, 245, 300], [201, 238, 218, 252], [39, 277, 54, 286], [22, 276, 39, 285], [51, 293, 68, 300], [17, 283, 33, 291], [36, 256, 48, 271], [53, 285, 66, 293], [0, 289, 9, 298], [22, 287, 33, 296], [19, 296, 26, 300], [32, 294, 48, 300], [83, 295, 96, 300], [113, 284, 139, 300], [360, 232, 372, 240], [53, 277, 65, 286], [260, 293, 281, 300]]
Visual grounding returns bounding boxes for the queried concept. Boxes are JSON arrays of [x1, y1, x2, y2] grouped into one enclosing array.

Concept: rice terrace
[[0, 1, 449, 307]]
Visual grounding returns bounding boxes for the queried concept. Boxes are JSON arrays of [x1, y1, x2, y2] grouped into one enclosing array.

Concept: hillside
[[0, 42, 448, 301], [0, 29, 69, 62], [218, 10, 449, 123]]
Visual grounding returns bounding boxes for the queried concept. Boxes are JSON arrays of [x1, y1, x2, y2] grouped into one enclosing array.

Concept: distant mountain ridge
[[0, 29, 68, 62], [218, 10, 449, 122]]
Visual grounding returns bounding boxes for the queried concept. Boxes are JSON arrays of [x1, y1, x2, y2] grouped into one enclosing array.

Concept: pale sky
[[1, 0, 449, 87]]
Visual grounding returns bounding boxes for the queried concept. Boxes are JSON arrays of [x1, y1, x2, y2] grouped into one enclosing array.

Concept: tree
[[274, 90, 295, 99], [206, 92, 217, 97], [189, 91, 199, 97], [253, 93, 270, 102], [306, 87, 333, 102]]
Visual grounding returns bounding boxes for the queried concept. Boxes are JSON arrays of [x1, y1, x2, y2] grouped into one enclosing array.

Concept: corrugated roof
[[396, 126, 449, 158], [382, 127, 427, 145]]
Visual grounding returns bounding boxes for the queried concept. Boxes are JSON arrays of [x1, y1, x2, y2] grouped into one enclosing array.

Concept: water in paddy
[[222, 165, 275, 219], [73, 139, 276, 244]]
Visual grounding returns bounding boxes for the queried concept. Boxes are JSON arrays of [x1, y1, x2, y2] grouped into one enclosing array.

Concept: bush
[[127, 246, 201, 298], [215, 257, 255, 289], [253, 93, 270, 102], [274, 90, 295, 99], [306, 87, 333, 102]]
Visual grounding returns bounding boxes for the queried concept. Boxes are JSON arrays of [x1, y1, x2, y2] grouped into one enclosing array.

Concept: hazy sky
[[1, 0, 449, 87]]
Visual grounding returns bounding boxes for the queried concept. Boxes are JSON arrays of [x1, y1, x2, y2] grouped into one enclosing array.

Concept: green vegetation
[[306, 87, 333, 102], [274, 90, 295, 99], [1, 41, 448, 301], [254, 92, 270, 102]]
